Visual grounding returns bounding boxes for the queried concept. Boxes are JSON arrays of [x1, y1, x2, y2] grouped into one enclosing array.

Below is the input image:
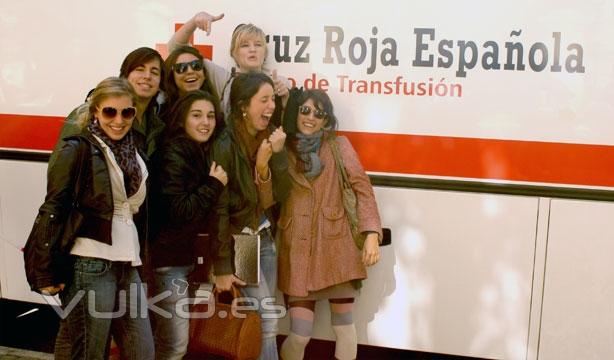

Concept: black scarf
[[89, 121, 142, 197]]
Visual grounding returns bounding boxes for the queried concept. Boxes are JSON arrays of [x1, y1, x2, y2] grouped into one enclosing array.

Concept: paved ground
[[1, 299, 486, 359], [0, 346, 53, 360]]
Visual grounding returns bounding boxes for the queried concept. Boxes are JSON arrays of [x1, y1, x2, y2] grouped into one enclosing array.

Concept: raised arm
[[168, 11, 225, 53]]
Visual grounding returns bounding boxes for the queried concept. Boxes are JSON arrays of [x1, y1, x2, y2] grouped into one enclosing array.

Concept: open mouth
[[182, 76, 203, 90]]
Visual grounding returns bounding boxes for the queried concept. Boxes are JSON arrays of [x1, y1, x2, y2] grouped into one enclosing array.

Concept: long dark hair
[[228, 72, 274, 125], [165, 90, 224, 145], [288, 89, 338, 147], [296, 89, 338, 133], [286, 88, 339, 170], [163, 46, 220, 114]]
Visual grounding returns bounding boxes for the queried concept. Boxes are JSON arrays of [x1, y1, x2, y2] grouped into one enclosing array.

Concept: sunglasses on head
[[173, 59, 203, 74], [298, 105, 327, 120], [99, 106, 137, 120]]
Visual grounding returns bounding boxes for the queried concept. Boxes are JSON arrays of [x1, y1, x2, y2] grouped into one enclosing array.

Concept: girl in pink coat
[[278, 89, 382, 360]]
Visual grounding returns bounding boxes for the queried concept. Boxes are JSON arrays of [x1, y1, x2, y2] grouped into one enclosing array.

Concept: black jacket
[[211, 123, 291, 275], [132, 101, 166, 159], [23, 130, 148, 292], [150, 134, 224, 268]]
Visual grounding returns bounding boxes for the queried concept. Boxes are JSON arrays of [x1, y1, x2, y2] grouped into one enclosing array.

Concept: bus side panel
[[539, 199, 614, 360], [280, 187, 540, 359], [0, 160, 49, 305]]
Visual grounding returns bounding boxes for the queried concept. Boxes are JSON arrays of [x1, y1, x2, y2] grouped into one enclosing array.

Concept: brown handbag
[[188, 286, 262, 360], [329, 138, 365, 250]]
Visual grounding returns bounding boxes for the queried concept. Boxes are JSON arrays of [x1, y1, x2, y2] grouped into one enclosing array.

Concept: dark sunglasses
[[99, 106, 137, 120], [298, 105, 327, 120], [173, 59, 204, 74]]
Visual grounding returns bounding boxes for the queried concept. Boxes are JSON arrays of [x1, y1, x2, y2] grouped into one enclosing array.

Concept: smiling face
[[95, 95, 135, 141], [184, 99, 216, 143], [296, 98, 328, 136], [173, 53, 205, 94], [126, 58, 161, 101], [243, 83, 275, 136]]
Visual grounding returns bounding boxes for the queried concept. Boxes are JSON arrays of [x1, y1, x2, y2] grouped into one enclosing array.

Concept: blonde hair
[[74, 77, 137, 128], [230, 23, 268, 66]]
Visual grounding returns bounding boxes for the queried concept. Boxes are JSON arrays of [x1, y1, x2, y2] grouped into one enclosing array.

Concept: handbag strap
[[71, 138, 88, 207], [213, 285, 242, 304], [328, 138, 351, 191]]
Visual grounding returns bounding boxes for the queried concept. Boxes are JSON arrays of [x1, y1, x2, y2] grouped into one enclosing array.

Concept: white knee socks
[[332, 324, 357, 360], [280, 332, 311, 360]]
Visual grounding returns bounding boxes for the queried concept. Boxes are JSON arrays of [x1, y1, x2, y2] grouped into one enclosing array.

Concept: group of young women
[[24, 9, 382, 360]]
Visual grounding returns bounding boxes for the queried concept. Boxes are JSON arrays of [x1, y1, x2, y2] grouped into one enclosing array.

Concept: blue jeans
[[151, 265, 194, 360], [56, 256, 154, 360], [240, 229, 279, 360]]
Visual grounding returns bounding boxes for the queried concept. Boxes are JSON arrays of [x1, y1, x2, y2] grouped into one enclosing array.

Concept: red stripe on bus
[[0, 114, 64, 151], [2, 113, 614, 187], [341, 131, 614, 187]]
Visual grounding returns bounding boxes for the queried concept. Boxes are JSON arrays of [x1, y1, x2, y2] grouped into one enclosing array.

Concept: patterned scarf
[[89, 120, 142, 197], [293, 131, 324, 180]]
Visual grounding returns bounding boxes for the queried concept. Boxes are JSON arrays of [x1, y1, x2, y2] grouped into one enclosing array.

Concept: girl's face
[[126, 58, 161, 101], [243, 83, 275, 136], [296, 98, 328, 136], [95, 95, 136, 141], [184, 99, 216, 143], [173, 53, 205, 94], [233, 35, 266, 72]]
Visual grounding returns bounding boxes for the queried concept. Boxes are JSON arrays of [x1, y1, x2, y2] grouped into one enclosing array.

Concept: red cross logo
[[155, 23, 213, 60]]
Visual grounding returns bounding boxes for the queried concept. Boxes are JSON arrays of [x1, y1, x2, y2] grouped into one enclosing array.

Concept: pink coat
[[277, 136, 382, 297]]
